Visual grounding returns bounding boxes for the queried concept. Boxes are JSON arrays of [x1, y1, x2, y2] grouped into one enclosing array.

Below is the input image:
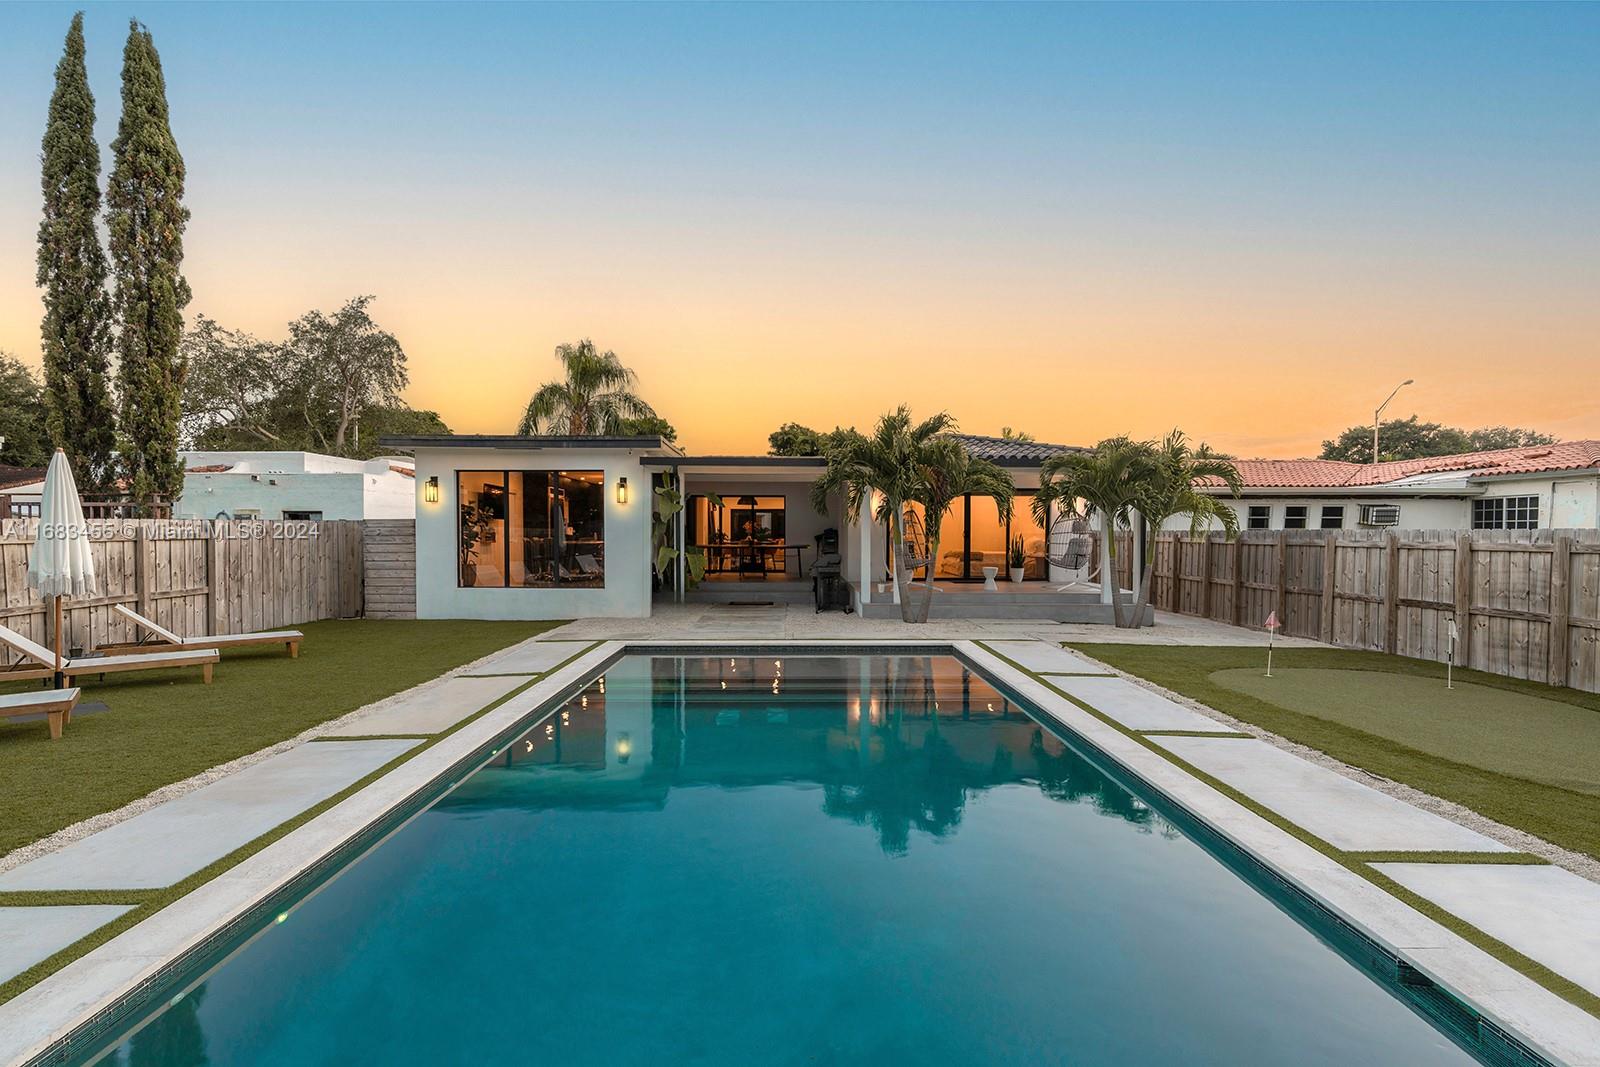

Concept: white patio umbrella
[[27, 449, 97, 687]]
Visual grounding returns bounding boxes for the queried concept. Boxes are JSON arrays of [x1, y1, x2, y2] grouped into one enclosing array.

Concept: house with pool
[[381, 432, 1136, 622]]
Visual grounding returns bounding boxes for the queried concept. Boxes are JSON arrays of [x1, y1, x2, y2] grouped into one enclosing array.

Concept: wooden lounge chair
[[0, 624, 217, 686], [0, 688, 80, 739], [107, 604, 302, 658]]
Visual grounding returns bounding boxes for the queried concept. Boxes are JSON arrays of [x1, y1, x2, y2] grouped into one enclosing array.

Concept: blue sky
[[1, 2, 1596, 453]]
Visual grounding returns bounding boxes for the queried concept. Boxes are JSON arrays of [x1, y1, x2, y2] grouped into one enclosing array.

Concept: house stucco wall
[[175, 452, 416, 521], [411, 445, 653, 620]]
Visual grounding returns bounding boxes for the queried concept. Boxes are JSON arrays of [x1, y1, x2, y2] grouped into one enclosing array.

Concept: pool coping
[[1, 639, 1596, 1067]]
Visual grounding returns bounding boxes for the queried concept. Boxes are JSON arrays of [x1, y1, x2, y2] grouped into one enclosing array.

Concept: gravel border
[[1073, 652, 1600, 885]]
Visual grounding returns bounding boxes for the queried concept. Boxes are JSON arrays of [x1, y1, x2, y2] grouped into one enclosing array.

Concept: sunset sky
[[1, 2, 1596, 456]]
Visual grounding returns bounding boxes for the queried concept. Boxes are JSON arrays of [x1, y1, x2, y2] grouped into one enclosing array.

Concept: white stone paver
[[0, 740, 419, 892], [1149, 736, 1511, 854], [1048, 675, 1236, 732], [983, 640, 1111, 674], [1374, 863, 1600, 998], [318, 675, 531, 737], [465, 638, 593, 675], [0, 907, 133, 984]]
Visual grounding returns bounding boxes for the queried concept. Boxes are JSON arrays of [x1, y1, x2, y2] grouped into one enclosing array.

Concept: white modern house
[[1181, 442, 1600, 533], [383, 433, 1122, 623], [175, 451, 416, 521]]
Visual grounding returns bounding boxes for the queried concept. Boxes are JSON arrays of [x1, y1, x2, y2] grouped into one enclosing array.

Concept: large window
[[1472, 495, 1539, 530], [458, 470, 605, 588], [890, 493, 1048, 581]]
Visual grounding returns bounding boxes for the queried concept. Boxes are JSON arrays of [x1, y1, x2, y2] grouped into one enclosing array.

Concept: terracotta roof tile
[[1200, 441, 1600, 490]]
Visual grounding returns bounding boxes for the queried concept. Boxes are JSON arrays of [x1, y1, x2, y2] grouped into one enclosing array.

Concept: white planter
[[1009, 567, 1025, 584]]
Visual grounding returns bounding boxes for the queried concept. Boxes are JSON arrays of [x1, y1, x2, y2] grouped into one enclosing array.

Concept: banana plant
[[653, 474, 718, 588]]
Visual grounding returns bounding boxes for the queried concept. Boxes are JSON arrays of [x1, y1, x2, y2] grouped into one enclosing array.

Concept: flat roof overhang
[[379, 434, 681, 454], [640, 455, 826, 470]]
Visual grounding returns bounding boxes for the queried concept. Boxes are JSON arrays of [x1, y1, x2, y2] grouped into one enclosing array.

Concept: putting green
[[1208, 668, 1600, 797]]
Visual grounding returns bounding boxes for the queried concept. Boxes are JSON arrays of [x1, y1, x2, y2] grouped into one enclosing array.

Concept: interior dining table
[[697, 541, 810, 579]]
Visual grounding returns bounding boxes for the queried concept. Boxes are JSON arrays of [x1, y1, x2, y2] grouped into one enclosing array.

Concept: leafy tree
[[1465, 426, 1557, 452], [182, 305, 437, 458], [1320, 416, 1555, 463], [108, 19, 190, 504], [615, 413, 677, 442], [768, 421, 854, 456], [1033, 437, 1152, 628], [810, 407, 954, 624], [1124, 430, 1240, 628], [37, 12, 117, 490], [999, 426, 1034, 442], [280, 295, 407, 453], [517, 339, 654, 436], [179, 314, 280, 448], [0, 354, 51, 468]]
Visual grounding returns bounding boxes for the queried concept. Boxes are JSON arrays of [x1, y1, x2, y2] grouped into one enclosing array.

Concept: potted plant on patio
[[1008, 535, 1026, 584]]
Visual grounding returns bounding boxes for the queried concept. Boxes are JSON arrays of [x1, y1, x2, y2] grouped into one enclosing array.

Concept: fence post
[[1320, 531, 1337, 644], [1167, 537, 1180, 611], [1275, 532, 1288, 629], [134, 523, 154, 622], [1383, 532, 1400, 655], [1230, 537, 1244, 627], [1550, 535, 1572, 688], [204, 521, 221, 635], [1199, 535, 1213, 620], [1453, 531, 1473, 669]]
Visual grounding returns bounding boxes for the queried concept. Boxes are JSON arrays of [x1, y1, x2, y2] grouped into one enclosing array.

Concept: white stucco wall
[[1162, 495, 1471, 532], [411, 445, 654, 620], [175, 453, 416, 521]]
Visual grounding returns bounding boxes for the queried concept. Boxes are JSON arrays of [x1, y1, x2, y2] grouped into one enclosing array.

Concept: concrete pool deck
[[1, 627, 1597, 1066]]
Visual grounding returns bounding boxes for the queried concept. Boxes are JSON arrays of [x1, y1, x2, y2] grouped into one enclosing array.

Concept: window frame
[[1472, 495, 1539, 531], [1283, 505, 1308, 530], [1319, 506, 1345, 530], [456, 468, 607, 589], [1246, 505, 1271, 530]]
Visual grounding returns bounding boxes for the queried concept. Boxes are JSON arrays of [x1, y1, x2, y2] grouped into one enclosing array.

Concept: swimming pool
[[75, 653, 1489, 1065]]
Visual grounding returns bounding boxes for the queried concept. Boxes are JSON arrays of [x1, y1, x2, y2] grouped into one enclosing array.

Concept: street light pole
[[1373, 378, 1414, 463]]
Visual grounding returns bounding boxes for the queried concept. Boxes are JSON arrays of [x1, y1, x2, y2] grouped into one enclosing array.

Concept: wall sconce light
[[616, 476, 628, 504], [424, 476, 440, 504]]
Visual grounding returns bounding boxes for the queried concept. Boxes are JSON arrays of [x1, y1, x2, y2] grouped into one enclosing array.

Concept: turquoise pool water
[[84, 654, 1481, 1066]]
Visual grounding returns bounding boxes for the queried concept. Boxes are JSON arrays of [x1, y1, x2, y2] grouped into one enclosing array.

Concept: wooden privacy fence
[[0, 519, 364, 666], [1133, 528, 1600, 693]]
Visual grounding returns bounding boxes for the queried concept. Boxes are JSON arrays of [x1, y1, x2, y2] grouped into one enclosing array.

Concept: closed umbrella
[[27, 450, 97, 688]]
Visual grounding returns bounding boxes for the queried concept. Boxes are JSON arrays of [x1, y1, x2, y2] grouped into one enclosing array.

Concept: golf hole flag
[[1264, 611, 1280, 677]]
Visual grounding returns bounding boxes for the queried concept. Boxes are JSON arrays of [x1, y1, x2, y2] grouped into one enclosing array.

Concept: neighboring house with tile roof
[[175, 451, 416, 521], [1180, 441, 1600, 532]]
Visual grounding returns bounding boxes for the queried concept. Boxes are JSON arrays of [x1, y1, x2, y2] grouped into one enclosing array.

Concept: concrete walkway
[[1375, 863, 1600, 998], [1050, 675, 1239, 733], [0, 907, 133, 985], [0, 740, 418, 891], [320, 675, 534, 737], [540, 604, 1324, 645]]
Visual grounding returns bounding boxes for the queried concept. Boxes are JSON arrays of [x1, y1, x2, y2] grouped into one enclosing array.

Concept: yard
[[1071, 644, 1600, 861], [0, 618, 558, 856]]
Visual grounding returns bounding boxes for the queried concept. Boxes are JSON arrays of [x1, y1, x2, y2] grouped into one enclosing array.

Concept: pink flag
[[1264, 611, 1279, 632]]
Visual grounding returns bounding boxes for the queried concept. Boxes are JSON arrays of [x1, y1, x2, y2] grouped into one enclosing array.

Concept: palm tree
[[1125, 430, 1242, 627], [517, 339, 656, 436], [913, 437, 1013, 622], [1032, 436, 1153, 628], [811, 406, 954, 623]]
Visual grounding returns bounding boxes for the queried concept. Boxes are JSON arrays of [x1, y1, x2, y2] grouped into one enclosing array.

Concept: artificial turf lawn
[[1070, 643, 1600, 862], [0, 618, 558, 857]]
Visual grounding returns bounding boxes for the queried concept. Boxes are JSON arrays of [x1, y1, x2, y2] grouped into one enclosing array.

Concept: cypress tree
[[37, 12, 117, 490], [107, 18, 190, 506]]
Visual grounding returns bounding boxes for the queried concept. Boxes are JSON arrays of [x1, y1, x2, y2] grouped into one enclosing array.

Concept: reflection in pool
[[89, 655, 1479, 1066]]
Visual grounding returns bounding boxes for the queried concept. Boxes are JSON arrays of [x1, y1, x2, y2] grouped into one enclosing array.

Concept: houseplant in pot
[[1008, 535, 1027, 584]]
